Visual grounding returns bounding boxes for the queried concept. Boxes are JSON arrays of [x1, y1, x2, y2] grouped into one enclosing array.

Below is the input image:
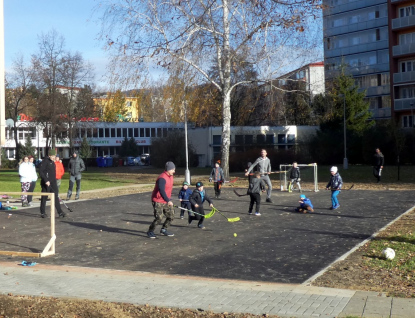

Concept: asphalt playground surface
[[0, 186, 413, 286]]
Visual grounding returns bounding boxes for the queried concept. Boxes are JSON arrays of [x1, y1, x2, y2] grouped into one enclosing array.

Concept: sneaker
[[333, 204, 340, 210], [160, 228, 174, 236], [255, 212, 261, 216], [58, 212, 67, 218], [75, 196, 80, 200], [28, 202, 33, 207], [180, 216, 184, 219], [41, 213, 48, 218], [66, 197, 71, 201], [248, 211, 253, 215], [147, 231, 156, 239], [217, 195, 221, 199], [198, 224, 206, 229], [266, 198, 273, 203], [22, 201, 29, 207], [188, 217, 193, 225]]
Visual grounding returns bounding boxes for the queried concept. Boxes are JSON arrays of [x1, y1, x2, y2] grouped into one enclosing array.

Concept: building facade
[[323, 0, 391, 119]]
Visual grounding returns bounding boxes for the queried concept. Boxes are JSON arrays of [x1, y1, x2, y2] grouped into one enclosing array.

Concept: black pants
[[189, 205, 205, 227], [249, 193, 261, 213], [40, 182, 64, 216], [373, 166, 382, 182], [27, 181, 37, 203], [180, 201, 191, 217], [214, 182, 222, 196]]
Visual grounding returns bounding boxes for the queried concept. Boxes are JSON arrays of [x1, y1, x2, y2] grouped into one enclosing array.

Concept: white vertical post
[[0, 0, 5, 166], [184, 104, 191, 184]]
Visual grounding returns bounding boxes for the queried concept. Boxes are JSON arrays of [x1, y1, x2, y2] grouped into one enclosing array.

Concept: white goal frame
[[279, 163, 319, 192], [0, 192, 56, 258]]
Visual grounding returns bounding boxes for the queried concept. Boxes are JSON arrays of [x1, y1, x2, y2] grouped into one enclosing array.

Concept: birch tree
[[99, 0, 322, 177]]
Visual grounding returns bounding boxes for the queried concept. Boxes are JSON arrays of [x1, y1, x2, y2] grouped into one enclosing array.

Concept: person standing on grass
[[373, 148, 384, 183], [55, 154, 65, 191], [245, 149, 273, 203], [19, 156, 31, 207], [147, 161, 176, 239], [326, 166, 343, 210], [27, 156, 38, 206], [66, 151, 85, 200], [209, 161, 225, 198], [39, 149, 66, 218]]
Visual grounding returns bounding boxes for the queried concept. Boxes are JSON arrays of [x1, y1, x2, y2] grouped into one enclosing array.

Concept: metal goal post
[[279, 163, 318, 192]]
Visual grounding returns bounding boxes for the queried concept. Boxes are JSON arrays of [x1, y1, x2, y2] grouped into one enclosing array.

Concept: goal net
[[279, 163, 318, 192]]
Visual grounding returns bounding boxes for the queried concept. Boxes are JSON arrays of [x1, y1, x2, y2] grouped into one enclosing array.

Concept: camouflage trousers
[[148, 202, 175, 232]]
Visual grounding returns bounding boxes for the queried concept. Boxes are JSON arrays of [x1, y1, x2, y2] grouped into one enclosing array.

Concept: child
[[295, 194, 314, 213], [288, 161, 301, 193], [248, 171, 266, 216], [209, 161, 225, 198], [189, 182, 213, 229], [326, 166, 343, 210], [178, 181, 193, 219]]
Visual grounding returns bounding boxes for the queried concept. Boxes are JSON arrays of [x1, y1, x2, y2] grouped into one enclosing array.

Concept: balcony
[[370, 107, 391, 119], [392, 15, 415, 30], [394, 71, 415, 84], [365, 85, 390, 96], [324, 18, 388, 38], [394, 98, 415, 111], [324, 40, 388, 59], [324, 0, 387, 16], [393, 42, 415, 57]]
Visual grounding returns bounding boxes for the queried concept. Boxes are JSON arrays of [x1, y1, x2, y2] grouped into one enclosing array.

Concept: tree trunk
[[221, 92, 231, 180]]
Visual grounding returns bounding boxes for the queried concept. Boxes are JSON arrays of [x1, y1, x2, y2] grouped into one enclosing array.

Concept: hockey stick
[[213, 207, 240, 222], [174, 206, 216, 218], [59, 197, 73, 212], [233, 189, 249, 197], [325, 184, 354, 191], [225, 177, 239, 184]]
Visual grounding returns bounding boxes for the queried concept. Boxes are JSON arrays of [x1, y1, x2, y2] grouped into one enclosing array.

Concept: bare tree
[[99, 0, 322, 177], [5, 54, 36, 161]]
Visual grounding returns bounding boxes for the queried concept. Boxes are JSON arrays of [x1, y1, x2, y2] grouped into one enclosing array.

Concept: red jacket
[[151, 171, 174, 203], [55, 160, 65, 180]]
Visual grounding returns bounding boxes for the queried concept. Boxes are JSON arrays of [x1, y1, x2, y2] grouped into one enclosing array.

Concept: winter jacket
[[326, 172, 343, 190], [247, 177, 266, 195], [300, 197, 314, 209], [68, 156, 85, 176], [247, 157, 271, 175], [55, 160, 65, 180], [190, 188, 213, 208], [39, 157, 57, 186], [19, 162, 32, 183], [289, 167, 300, 180], [178, 188, 193, 201], [152, 171, 174, 204], [209, 167, 225, 182], [373, 152, 384, 167], [29, 163, 38, 182]]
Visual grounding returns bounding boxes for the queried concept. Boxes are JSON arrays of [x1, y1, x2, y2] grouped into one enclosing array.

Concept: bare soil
[[2, 171, 415, 317]]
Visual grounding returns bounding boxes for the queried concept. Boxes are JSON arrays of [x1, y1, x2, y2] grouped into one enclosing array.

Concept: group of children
[[178, 161, 344, 230]]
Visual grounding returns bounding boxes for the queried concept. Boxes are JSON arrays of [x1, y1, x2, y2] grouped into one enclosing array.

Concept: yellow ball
[[233, 233, 237, 237]]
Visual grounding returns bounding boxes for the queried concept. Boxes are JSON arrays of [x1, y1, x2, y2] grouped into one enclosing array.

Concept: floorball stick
[[174, 206, 216, 218]]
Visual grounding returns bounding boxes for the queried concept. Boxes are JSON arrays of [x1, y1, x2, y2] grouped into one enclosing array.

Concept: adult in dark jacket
[[189, 182, 213, 229], [147, 161, 176, 239], [39, 149, 66, 218], [373, 148, 384, 183], [66, 151, 85, 200]]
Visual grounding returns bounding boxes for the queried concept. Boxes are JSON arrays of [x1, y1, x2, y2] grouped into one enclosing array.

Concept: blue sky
[[4, 0, 108, 87]]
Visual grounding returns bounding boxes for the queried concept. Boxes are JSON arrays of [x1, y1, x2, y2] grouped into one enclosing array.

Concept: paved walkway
[[1, 261, 414, 318]]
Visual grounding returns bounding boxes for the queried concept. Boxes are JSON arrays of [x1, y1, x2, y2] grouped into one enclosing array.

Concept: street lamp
[[184, 103, 191, 184], [341, 94, 348, 170]]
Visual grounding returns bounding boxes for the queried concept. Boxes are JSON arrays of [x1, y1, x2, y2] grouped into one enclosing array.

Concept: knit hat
[[49, 149, 56, 156], [165, 161, 176, 171], [196, 181, 203, 188], [330, 166, 338, 173], [300, 194, 306, 199], [183, 181, 189, 186]]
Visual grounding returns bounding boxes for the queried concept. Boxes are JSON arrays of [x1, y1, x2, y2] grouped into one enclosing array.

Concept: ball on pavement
[[382, 247, 395, 260], [233, 233, 237, 237]]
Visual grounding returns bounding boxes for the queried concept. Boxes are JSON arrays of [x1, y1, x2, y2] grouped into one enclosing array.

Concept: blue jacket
[[178, 188, 193, 201], [300, 197, 313, 209], [326, 173, 343, 190]]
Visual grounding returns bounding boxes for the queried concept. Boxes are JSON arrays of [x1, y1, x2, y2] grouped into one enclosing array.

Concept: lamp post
[[184, 103, 191, 184], [342, 94, 348, 169]]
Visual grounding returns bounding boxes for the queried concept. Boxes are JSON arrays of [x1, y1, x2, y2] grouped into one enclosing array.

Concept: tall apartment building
[[323, 0, 391, 120], [389, 0, 415, 128]]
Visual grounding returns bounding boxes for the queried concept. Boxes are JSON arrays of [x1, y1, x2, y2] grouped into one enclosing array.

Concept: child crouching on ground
[[248, 171, 266, 216], [189, 182, 213, 229], [326, 166, 343, 210], [295, 194, 314, 213], [178, 181, 193, 219]]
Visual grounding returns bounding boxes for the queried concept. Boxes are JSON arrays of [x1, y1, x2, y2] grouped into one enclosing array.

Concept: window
[[98, 128, 103, 138], [111, 128, 115, 137], [151, 128, 155, 137], [123, 128, 128, 137], [117, 128, 122, 137], [140, 128, 144, 137], [402, 115, 414, 127], [277, 134, 286, 144], [126, 101, 132, 107], [105, 128, 110, 137], [235, 135, 243, 145], [266, 134, 274, 144], [212, 135, 221, 145], [134, 128, 139, 137], [128, 128, 133, 138], [376, 29, 380, 41], [145, 128, 150, 137], [257, 134, 266, 144], [156, 128, 162, 137], [245, 135, 253, 144], [287, 134, 295, 143]]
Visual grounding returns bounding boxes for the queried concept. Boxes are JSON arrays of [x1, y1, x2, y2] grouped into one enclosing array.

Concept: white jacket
[[19, 162, 32, 183], [29, 163, 38, 182]]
